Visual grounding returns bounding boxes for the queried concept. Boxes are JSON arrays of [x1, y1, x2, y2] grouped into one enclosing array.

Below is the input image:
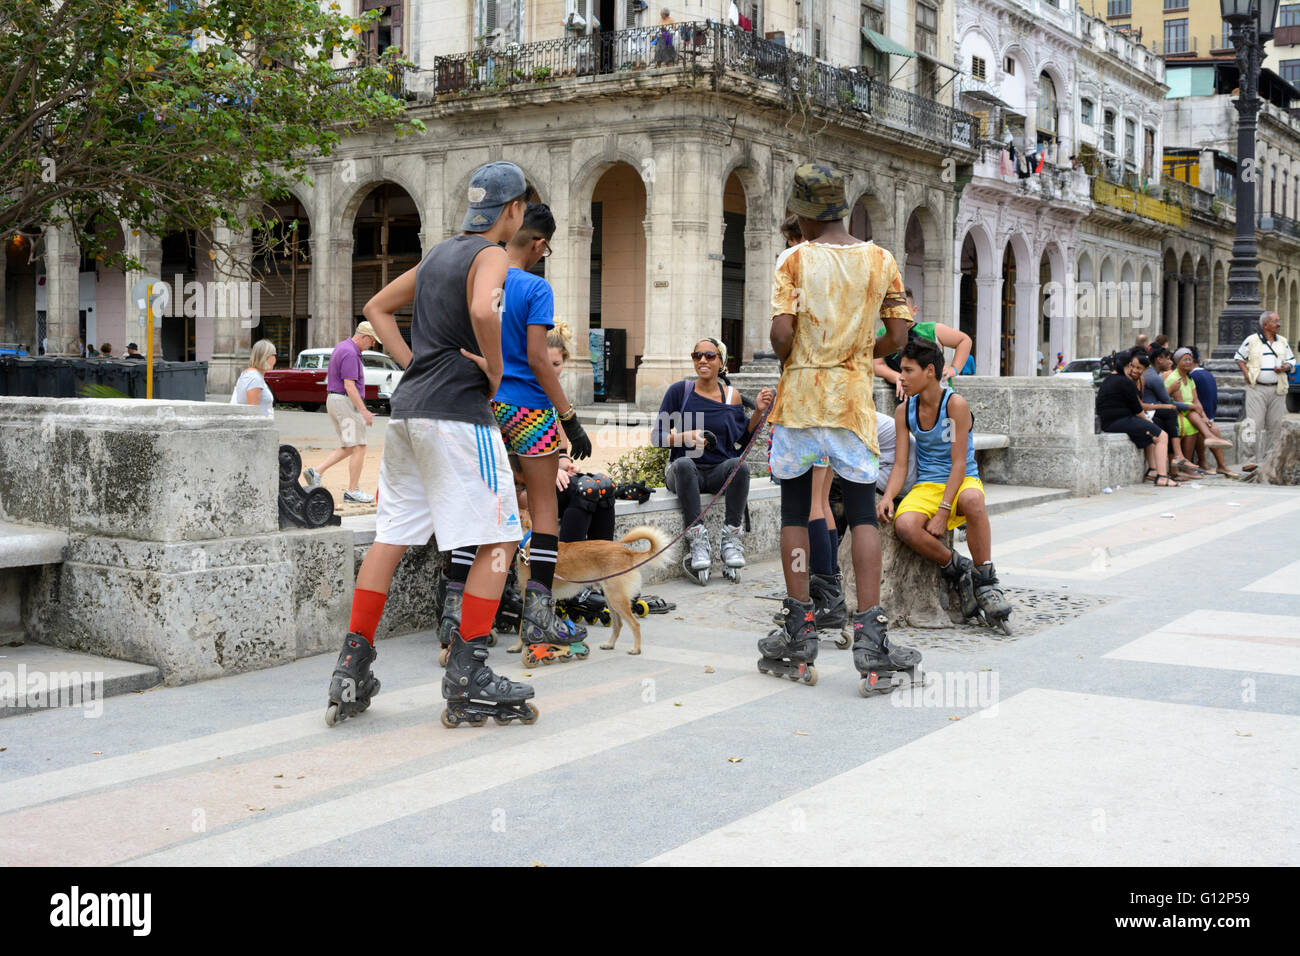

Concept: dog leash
[[552, 402, 773, 585]]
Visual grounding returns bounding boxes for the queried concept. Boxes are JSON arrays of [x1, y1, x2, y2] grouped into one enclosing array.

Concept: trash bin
[[0, 357, 11, 396], [152, 360, 209, 402], [31, 356, 77, 398], [96, 360, 136, 398]]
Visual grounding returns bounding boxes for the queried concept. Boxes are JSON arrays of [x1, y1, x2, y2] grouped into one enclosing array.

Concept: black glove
[[698, 429, 718, 452], [614, 481, 653, 504], [560, 413, 592, 460]]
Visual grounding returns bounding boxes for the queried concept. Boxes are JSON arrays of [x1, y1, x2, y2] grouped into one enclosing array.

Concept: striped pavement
[[2, 483, 1297, 866]]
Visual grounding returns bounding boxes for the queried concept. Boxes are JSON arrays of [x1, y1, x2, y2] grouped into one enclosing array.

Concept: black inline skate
[[852, 605, 924, 697], [809, 571, 850, 649], [437, 581, 463, 667], [325, 633, 382, 727], [442, 634, 538, 728], [556, 586, 612, 626], [940, 551, 979, 621], [495, 568, 523, 644], [973, 562, 1013, 635], [520, 580, 586, 665], [756, 597, 820, 685]]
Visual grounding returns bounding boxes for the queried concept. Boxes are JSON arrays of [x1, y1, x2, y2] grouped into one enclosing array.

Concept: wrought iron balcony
[[1259, 214, 1300, 239], [333, 61, 408, 98], [430, 22, 976, 151]]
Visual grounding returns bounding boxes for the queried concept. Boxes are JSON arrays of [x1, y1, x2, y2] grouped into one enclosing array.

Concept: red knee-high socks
[[348, 589, 387, 644], [459, 593, 499, 642]]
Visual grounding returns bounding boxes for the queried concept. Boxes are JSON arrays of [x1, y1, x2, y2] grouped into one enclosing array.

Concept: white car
[[1055, 357, 1103, 385], [293, 348, 405, 409]]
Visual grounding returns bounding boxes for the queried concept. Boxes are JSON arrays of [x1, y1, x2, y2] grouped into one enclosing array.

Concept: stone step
[[0, 643, 161, 719]]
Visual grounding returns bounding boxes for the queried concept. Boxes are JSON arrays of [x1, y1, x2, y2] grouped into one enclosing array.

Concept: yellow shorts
[[896, 477, 985, 531]]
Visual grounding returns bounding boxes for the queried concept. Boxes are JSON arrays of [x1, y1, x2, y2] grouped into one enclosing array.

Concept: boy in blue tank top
[[877, 340, 1012, 631]]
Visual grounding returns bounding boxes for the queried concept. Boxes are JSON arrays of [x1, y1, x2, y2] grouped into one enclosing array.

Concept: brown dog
[[513, 525, 672, 656]]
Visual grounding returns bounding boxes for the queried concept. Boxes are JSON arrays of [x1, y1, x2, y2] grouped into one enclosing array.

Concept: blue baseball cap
[[461, 161, 528, 232]]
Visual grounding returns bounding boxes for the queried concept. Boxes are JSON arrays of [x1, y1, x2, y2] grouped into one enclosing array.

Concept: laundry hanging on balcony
[[1000, 149, 1013, 177]]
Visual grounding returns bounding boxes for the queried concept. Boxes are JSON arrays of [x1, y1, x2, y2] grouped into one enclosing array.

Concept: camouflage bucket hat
[[788, 162, 849, 221]]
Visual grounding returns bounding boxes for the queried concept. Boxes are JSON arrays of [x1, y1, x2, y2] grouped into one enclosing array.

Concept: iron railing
[[431, 22, 976, 150], [333, 62, 408, 98], [1260, 214, 1300, 239]]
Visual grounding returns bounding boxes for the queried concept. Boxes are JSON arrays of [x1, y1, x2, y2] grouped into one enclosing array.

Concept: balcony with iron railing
[[1161, 176, 1235, 223], [426, 22, 977, 152], [332, 61, 409, 98], [1259, 213, 1300, 239], [1092, 177, 1186, 226]]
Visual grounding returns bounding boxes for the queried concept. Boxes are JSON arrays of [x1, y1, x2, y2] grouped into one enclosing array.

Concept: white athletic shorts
[[375, 419, 523, 550], [769, 424, 880, 485]]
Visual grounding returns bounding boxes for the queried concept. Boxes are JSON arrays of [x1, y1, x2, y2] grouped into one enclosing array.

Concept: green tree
[[0, 0, 424, 267]]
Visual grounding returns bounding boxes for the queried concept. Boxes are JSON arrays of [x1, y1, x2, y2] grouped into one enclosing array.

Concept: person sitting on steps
[[651, 337, 773, 584]]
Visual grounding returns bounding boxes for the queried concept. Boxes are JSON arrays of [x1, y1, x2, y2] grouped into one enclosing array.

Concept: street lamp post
[[1215, 0, 1281, 356]]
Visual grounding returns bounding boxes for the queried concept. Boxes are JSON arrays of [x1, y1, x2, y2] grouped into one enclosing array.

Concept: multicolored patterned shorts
[[491, 401, 561, 457]]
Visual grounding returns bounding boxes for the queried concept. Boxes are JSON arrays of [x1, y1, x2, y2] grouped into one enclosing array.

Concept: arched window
[[1037, 73, 1058, 151]]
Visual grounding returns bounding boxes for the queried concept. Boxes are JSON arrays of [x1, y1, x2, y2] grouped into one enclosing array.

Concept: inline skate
[[682, 524, 711, 585], [939, 551, 979, 621], [973, 562, 1013, 635], [494, 568, 522, 644], [809, 572, 850, 648], [442, 634, 538, 728], [756, 597, 819, 686], [556, 586, 613, 626], [325, 633, 382, 727], [437, 581, 463, 667], [719, 523, 745, 583], [852, 605, 924, 697], [520, 580, 585, 665]]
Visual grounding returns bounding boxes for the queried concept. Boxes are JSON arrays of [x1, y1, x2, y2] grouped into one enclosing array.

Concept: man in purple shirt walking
[[304, 321, 381, 503]]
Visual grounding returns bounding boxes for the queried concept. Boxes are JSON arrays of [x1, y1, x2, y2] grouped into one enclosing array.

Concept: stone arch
[[585, 160, 648, 401], [336, 165, 427, 239], [958, 223, 996, 371], [253, 195, 313, 362], [903, 204, 942, 319], [348, 182, 422, 346], [1140, 264, 1156, 346]]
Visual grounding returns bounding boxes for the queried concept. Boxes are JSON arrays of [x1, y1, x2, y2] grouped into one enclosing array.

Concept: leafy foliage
[[0, 0, 423, 267], [607, 445, 670, 488]]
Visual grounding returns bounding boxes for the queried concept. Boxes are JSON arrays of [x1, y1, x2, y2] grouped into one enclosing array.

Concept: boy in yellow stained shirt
[[757, 161, 920, 694]]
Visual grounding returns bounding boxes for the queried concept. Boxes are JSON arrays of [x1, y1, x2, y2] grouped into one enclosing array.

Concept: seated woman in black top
[[652, 338, 772, 580], [1095, 349, 1181, 487]]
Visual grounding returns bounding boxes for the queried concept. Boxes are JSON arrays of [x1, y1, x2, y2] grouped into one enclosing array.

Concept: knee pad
[[614, 480, 652, 505], [574, 473, 614, 513]]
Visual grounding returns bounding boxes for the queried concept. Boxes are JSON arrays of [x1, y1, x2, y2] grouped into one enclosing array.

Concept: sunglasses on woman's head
[[691, 351, 719, 361]]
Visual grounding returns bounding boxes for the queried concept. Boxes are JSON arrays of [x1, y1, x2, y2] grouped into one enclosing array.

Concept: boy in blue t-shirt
[[877, 339, 1012, 632], [487, 203, 592, 665]]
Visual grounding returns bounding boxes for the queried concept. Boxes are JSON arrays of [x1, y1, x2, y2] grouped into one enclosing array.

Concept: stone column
[[744, 217, 776, 363], [122, 230, 162, 355], [1179, 275, 1195, 347], [923, 251, 947, 325], [207, 222, 254, 397], [1163, 273, 1179, 343], [976, 275, 1000, 376], [310, 235, 354, 349], [1015, 278, 1038, 376], [1051, 269, 1074, 369], [42, 223, 81, 354], [635, 135, 721, 409], [542, 144, 591, 404]]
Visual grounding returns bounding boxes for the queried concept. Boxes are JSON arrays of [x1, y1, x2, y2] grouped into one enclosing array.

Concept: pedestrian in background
[[232, 339, 278, 418], [1235, 311, 1294, 464], [304, 320, 380, 503]]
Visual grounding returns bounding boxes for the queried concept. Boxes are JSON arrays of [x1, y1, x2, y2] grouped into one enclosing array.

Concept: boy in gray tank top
[[322, 161, 542, 730]]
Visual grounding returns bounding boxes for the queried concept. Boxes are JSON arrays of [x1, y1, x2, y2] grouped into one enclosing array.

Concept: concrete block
[[24, 532, 294, 684], [0, 398, 277, 542], [282, 527, 353, 659]]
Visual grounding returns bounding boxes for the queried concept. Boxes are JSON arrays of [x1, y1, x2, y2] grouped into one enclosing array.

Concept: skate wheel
[[633, 599, 649, 617], [440, 708, 459, 729], [803, 665, 818, 686], [325, 703, 340, 727], [598, 609, 612, 626], [757, 660, 770, 675], [438, 646, 450, 667], [468, 716, 487, 727], [486, 633, 497, 647], [494, 715, 511, 726], [520, 703, 539, 725], [997, 617, 1013, 636], [834, 634, 851, 650]]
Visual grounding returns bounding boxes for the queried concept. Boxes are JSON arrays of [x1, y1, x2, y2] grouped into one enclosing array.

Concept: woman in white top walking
[[233, 339, 278, 418]]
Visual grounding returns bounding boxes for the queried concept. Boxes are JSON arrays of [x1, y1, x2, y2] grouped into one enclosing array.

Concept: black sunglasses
[[691, 351, 720, 361]]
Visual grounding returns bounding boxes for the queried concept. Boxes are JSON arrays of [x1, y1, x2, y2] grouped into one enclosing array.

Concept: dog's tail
[[619, 525, 672, 571]]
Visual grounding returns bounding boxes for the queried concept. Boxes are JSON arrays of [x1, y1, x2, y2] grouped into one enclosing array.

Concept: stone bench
[[0, 520, 69, 640]]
